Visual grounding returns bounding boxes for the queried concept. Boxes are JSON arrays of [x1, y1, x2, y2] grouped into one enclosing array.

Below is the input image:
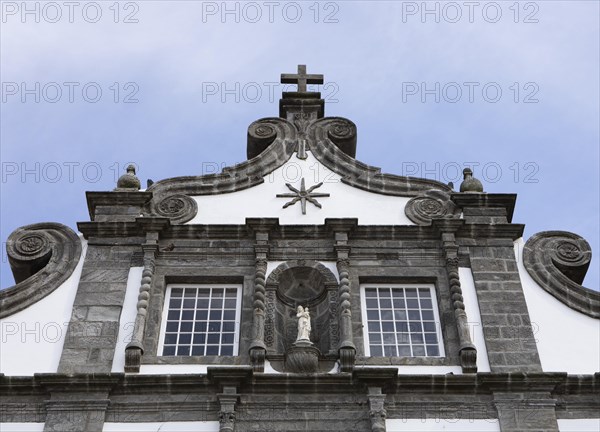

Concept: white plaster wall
[[111, 266, 144, 372], [459, 267, 491, 373], [0, 424, 44, 431], [139, 364, 251, 374], [387, 419, 500, 431], [188, 152, 413, 226], [355, 364, 463, 375], [0, 237, 87, 375], [514, 238, 600, 374], [103, 422, 219, 431], [557, 419, 600, 431]]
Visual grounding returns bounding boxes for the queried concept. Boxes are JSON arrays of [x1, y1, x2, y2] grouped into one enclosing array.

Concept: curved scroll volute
[[1, 223, 82, 318], [523, 231, 598, 318]]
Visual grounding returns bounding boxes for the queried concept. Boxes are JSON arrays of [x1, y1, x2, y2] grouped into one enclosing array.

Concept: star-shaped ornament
[[276, 178, 330, 215]]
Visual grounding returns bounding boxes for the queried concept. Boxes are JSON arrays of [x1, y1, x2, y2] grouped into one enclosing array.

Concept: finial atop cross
[[281, 65, 324, 93]]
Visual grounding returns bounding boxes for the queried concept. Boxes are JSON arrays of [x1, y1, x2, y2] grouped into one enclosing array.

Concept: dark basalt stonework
[[2, 66, 599, 432], [285, 341, 321, 373], [143, 115, 452, 225], [523, 230, 599, 318], [1, 223, 82, 318]]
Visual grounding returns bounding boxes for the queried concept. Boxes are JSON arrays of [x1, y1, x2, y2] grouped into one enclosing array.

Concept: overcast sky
[[1, 1, 598, 290]]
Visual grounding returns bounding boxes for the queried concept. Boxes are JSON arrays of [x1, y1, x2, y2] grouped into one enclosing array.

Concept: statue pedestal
[[284, 340, 320, 373]]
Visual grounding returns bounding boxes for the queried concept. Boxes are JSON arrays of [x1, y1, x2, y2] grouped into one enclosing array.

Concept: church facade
[[1, 66, 598, 432]]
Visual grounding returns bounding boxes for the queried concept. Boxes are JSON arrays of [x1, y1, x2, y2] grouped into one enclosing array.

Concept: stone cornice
[[147, 118, 297, 202], [308, 117, 453, 196], [457, 223, 525, 240], [77, 217, 171, 239], [451, 193, 517, 223], [75, 220, 526, 244], [1, 372, 597, 397], [85, 191, 153, 221]]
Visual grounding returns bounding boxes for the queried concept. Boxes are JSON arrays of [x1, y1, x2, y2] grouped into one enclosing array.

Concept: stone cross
[[281, 65, 324, 93]]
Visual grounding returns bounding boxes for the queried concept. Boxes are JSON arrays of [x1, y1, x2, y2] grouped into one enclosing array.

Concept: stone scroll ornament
[[150, 194, 197, 224], [1, 223, 82, 318], [405, 190, 461, 225], [523, 231, 599, 318], [247, 120, 279, 159]]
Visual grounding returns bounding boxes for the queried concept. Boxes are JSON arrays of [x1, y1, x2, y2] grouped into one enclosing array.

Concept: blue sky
[[1, 1, 598, 289]]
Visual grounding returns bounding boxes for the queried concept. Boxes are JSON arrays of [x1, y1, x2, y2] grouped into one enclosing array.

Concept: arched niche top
[[266, 260, 338, 308]]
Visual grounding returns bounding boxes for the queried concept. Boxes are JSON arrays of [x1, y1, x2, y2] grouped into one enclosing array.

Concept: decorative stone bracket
[[208, 367, 252, 432]]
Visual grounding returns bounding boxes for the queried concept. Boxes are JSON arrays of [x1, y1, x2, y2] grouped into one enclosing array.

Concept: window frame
[[359, 283, 445, 358], [157, 283, 243, 357]]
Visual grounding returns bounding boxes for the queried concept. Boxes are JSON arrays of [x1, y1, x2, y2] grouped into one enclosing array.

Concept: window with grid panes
[[360, 284, 444, 357], [159, 285, 241, 357]]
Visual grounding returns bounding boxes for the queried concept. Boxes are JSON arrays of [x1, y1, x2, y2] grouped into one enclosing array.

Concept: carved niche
[[263, 260, 339, 371]]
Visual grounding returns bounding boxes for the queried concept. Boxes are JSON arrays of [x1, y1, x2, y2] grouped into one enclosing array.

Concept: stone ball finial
[[115, 164, 141, 190], [459, 168, 484, 193]]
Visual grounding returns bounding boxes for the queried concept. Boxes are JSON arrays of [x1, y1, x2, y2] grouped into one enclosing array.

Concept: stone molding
[[76, 217, 526, 243], [523, 231, 599, 318], [1, 223, 82, 318], [85, 191, 152, 221], [308, 117, 452, 196], [450, 193, 517, 223], [141, 116, 453, 219], [147, 117, 297, 200], [1, 371, 597, 428]]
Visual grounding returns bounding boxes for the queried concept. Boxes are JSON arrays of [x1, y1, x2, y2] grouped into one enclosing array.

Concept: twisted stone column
[[442, 232, 477, 373], [249, 229, 270, 372], [249, 251, 268, 372], [336, 241, 356, 372], [125, 234, 158, 373]]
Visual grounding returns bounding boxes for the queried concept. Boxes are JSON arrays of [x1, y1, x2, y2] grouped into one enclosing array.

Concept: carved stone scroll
[[523, 231, 599, 318], [151, 194, 197, 224], [405, 190, 460, 225], [1, 223, 82, 318]]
